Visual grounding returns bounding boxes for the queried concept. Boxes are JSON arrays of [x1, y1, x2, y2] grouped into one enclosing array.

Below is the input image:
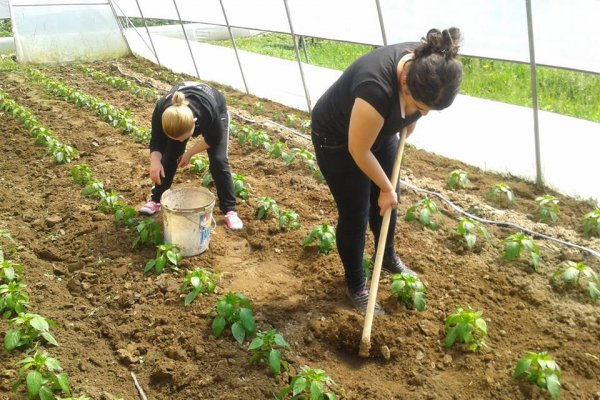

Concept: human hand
[[378, 189, 398, 216], [149, 161, 165, 185], [177, 152, 191, 168]]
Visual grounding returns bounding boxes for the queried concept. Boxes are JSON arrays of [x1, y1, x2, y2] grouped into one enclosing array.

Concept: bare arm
[[348, 98, 397, 215], [178, 136, 211, 167]]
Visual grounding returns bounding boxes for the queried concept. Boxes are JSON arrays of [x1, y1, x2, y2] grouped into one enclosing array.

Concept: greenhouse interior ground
[[0, 54, 599, 400]]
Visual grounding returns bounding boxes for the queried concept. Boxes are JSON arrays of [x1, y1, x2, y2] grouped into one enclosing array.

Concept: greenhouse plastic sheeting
[[0, 0, 8, 19], [12, 3, 130, 63], [115, 0, 600, 73]]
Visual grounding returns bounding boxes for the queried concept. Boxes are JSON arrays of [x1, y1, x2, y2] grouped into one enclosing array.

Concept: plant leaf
[[293, 376, 307, 396], [39, 387, 54, 400], [26, 370, 43, 397], [239, 308, 256, 334], [513, 356, 532, 378], [56, 372, 71, 396], [4, 329, 21, 351], [184, 290, 198, 306], [268, 349, 282, 376], [248, 338, 263, 351], [41, 331, 59, 346], [231, 322, 246, 344], [413, 292, 426, 312], [212, 316, 225, 338], [30, 315, 49, 331], [546, 373, 561, 400]]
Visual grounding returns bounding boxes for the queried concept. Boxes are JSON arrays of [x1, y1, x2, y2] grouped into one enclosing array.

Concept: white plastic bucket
[[161, 187, 215, 257]]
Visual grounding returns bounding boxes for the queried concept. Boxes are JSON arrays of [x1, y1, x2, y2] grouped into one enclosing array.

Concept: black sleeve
[[354, 81, 391, 118], [149, 100, 167, 153]]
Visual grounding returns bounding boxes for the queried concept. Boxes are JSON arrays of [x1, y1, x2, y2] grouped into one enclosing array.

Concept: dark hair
[[407, 27, 463, 110]]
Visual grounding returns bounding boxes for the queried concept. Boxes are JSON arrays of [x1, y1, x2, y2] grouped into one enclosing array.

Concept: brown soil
[[0, 56, 599, 400]]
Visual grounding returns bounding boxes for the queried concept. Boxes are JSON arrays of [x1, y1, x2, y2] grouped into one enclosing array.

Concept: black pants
[[151, 112, 236, 214], [312, 132, 399, 294]]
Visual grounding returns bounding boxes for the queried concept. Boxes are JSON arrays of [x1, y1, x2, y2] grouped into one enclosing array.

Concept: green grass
[[208, 33, 600, 122], [0, 56, 16, 72]]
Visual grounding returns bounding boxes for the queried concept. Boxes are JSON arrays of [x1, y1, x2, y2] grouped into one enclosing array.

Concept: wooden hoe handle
[[359, 128, 408, 357]]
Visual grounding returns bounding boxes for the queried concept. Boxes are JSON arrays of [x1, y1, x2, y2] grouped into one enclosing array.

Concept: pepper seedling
[[444, 306, 488, 351], [210, 292, 256, 345], [1, 252, 22, 283], [180, 268, 218, 305], [550, 261, 599, 302], [248, 329, 290, 376], [582, 209, 600, 238], [405, 197, 439, 230], [448, 169, 472, 190], [303, 223, 336, 254], [13, 351, 71, 400], [233, 174, 250, 200], [114, 204, 138, 228], [513, 351, 561, 400], [278, 210, 301, 232], [70, 164, 93, 186], [255, 197, 279, 220], [536, 194, 559, 224], [391, 272, 427, 311], [456, 218, 491, 250], [144, 244, 182, 274], [189, 155, 209, 175], [132, 218, 162, 248], [487, 182, 515, 207], [501, 232, 540, 271], [276, 366, 342, 400], [0, 281, 29, 319], [5, 313, 58, 351]]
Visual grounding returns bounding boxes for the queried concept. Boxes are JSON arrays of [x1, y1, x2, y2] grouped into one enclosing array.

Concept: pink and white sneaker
[[139, 200, 161, 215], [224, 211, 243, 231]]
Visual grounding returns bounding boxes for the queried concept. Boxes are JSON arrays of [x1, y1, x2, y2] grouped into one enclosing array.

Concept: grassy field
[[208, 33, 600, 123]]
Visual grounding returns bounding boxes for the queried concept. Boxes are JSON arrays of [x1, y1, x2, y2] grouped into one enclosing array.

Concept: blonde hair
[[161, 91, 194, 139]]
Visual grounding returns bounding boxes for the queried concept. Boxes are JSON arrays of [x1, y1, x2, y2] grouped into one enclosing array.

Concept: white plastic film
[[12, 3, 129, 63], [0, 0, 9, 19]]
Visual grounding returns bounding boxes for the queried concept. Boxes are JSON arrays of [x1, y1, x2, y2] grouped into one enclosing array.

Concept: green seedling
[[362, 255, 373, 281], [144, 244, 182, 274], [536, 194, 559, 224], [236, 126, 253, 146], [270, 141, 289, 159], [50, 143, 78, 164], [233, 174, 250, 200], [303, 223, 336, 254], [211, 292, 256, 345], [249, 130, 271, 151], [448, 169, 472, 190], [70, 164, 93, 186], [444, 306, 488, 351], [285, 113, 298, 127], [132, 218, 162, 248], [278, 210, 301, 232], [0, 281, 29, 319], [582, 209, 600, 237], [189, 155, 209, 175], [180, 268, 218, 305], [114, 204, 138, 227], [255, 197, 279, 220], [550, 261, 599, 302], [5, 313, 58, 351], [391, 272, 427, 311], [300, 119, 311, 134], [501, 232, 540, 271], [253, 101, 264, 114], [487, 182, 515, 207], [98, 190, 123, 213], [405, 197, 439, 230], [456, 218, 491, 250], [248, 329, 290, 376], [201, 171, 214, 188], [513, 351, 561, 400], [291, 148, 316, 167], [276, 366, 341, 400], [82, 180, 105, 199], [13, 351, 71, 399], [1, 252, 22, 283], [312, 167, 325, 184]]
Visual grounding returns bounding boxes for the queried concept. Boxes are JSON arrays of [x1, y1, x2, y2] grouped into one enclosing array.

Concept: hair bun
[[172, 91, 188, 107], [420, 27, 461, 59]]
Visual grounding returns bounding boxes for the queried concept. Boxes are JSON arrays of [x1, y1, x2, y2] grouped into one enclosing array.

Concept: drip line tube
[[399, 179, 600, 259]]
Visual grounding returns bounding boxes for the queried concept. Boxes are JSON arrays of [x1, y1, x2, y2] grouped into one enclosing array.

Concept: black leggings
[[151, 112, 236, 214], [312, 133, 399, 293]]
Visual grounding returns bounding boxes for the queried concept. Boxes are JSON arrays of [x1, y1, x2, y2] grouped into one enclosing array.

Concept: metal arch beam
[[218, 0, 250, 94], [172, 0, 200, 80], [283, 0, 312, 113], [526, 0, 543, 187]]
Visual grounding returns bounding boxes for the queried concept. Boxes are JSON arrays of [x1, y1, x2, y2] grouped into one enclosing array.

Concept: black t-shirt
[[149, 82, 226, 153], [311, 43, 421, 143]]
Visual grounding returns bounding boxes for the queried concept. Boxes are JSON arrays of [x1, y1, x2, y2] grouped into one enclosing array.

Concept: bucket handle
[[177, 212, 218, 231]]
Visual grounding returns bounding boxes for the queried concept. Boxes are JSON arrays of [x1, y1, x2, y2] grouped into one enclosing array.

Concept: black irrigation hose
[[399, 179, 600, 259], [230, 110, 311, 142]]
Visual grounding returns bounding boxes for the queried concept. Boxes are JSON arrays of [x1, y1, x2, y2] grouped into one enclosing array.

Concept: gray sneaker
[[347, 287, 385, 315], [373, 254, 417, 276]]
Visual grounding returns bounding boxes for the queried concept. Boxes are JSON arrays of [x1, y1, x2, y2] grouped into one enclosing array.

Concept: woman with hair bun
[[140, 82, 243, 231], [311, 28, 463, 313]]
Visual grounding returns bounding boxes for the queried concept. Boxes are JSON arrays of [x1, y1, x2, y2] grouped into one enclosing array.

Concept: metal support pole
[[375, 0, 388, 46], [218, 0, 250, 94], [300, 36, 310, 63], [526, 0, 543, 187], [108, 0, 133, 56], [172, 0, 201, 79], [283, 0, 312, 112], [134, 0, 161, 66]]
